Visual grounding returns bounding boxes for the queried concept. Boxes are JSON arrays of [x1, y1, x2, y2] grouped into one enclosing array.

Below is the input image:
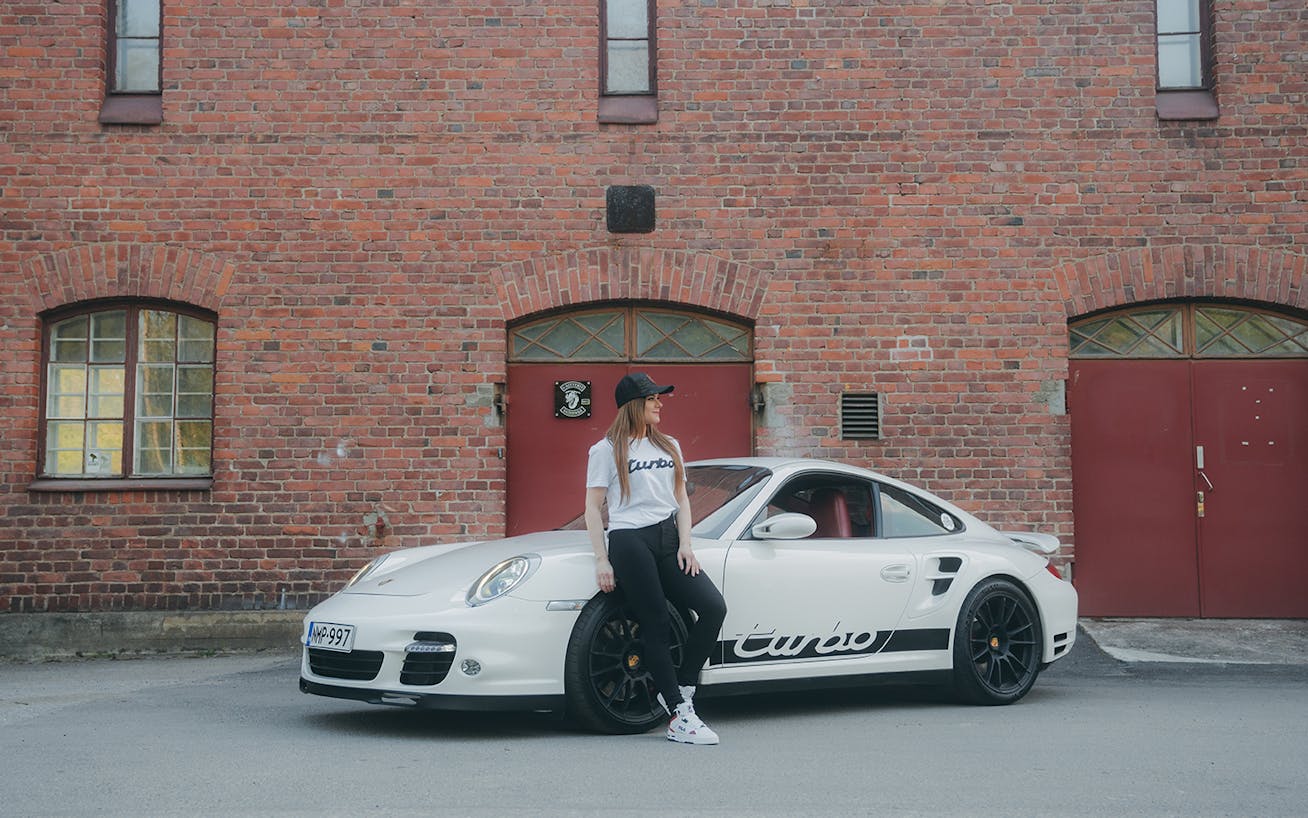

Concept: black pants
[[607, 515, 728, 711]]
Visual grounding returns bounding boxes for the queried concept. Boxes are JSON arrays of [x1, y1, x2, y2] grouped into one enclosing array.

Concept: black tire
[[951, 578, 1043, 705], [563, 592, 688, 734]]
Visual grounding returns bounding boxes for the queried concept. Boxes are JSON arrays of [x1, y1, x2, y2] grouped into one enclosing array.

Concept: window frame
[[1154, 0, 1218, 120], [100, 0, 164, 125], [1070, 302, 1308, 360], [598, 0, 658, 124], [31, 300, 217, 493]]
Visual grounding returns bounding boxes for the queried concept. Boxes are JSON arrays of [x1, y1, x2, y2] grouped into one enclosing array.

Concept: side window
[[100, 0, 163, 125], [1154, 0, 1218, 120], [757, 476, 875, 539], [598, 0, 658, 124], [41, 303, 216, 482], [878, 483, 961, 538]]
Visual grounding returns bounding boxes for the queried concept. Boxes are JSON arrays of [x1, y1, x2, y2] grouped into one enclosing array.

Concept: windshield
[[559, 465, 772, 539]]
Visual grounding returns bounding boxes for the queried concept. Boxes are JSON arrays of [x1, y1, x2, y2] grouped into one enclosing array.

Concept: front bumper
[[298, 592, 579, 709]]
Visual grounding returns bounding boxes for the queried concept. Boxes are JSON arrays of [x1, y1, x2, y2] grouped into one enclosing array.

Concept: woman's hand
[[595, 557, 616, 593], [677, 544, 701, 576]]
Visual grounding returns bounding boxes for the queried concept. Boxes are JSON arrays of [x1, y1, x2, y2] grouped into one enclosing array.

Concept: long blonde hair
[[606, 398, 685, 502]]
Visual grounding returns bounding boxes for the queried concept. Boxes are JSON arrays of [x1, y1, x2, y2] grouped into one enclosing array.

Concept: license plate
[[306, 621, 355, 652]]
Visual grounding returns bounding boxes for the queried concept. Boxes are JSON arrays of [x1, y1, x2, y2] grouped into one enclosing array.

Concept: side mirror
[[751, 513, 817, 540]]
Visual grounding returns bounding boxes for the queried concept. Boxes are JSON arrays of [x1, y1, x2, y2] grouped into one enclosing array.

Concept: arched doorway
[[505, 304, 754, 535], [1068, 301, 1308, 617]]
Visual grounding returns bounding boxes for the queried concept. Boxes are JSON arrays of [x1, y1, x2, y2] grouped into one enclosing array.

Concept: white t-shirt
[[586, 436, 683, 532]]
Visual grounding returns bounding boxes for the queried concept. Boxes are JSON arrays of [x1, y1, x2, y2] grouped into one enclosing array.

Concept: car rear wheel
[[564, 593, 688, 734], [952, 578, 1042, 705]]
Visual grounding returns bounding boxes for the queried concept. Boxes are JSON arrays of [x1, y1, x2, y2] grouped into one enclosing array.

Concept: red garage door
[[505, 306, 753, 535], [1069, 303, 1308, 617]]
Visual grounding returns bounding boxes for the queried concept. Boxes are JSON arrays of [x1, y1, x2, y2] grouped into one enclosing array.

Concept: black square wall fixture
[[606, 185, 656, 234]]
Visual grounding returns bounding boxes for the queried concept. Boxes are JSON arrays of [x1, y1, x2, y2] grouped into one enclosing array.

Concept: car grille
[[308, 648, 384, 681], [401, 631, 457, 686]]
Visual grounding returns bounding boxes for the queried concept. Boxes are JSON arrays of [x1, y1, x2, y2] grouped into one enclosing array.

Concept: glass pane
[[178, 316, 216, 363], [137, 364, 175, 417], [140, 310, 177, 361], [88, 311, 127, 363], [46, 421, 85, 475], [573, 312, 626, 354], [88, 366, 126, 418], [176, 365, 213, 395], [512, 337, 557, 360], [91, 311, 127, 341], [91, 339, 127, 363], [640, 339, 684, 359], [135, 420, 172, 474], [118, 0, 161, 37], [1231, 316, 1284, 354], [1070, 309, 1184, 358], [176, 420, 213, 474], [176, 446, 212, 474], [1157, 0, 1200, 33], [607, 41, 650, 94], [1099, 319, 1148, 353], [52, 338, 89, 363], [606, 0, 648, 39], [86, 421, 124, 474], [537, 320, 591, 358], [115, 39, 160, 93], [51, 316, 89, 362], [177, 365, 214, 417], [47, 365, 87, 418], [1158, 34, 1202, 88]]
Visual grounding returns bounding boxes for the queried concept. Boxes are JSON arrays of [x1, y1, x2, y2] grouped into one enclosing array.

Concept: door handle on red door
[[1199, 471, 1214, 491]]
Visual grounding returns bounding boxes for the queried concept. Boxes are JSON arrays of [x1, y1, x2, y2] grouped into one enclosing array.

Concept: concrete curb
[[0, 611, 304, 662]]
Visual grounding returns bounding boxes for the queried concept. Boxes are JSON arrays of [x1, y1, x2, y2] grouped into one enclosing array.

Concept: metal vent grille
[[840, 392, 881, 440]]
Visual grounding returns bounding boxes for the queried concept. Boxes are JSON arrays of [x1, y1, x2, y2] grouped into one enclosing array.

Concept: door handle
[[1199, 471, 1214, 491], [881, 564, 912, 582]]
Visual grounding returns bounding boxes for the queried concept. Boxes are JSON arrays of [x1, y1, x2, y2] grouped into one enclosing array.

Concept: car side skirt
[[698, 669, 953, 699]]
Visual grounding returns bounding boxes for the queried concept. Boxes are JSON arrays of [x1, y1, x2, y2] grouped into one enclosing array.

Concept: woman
[[584, 372, 728, 746]]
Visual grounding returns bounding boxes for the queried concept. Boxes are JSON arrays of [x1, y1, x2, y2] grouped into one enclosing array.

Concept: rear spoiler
[[1001, 531, 1061, 555]]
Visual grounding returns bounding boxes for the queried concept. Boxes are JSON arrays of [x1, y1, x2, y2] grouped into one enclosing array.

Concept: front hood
[[343, 530, 590, 599]]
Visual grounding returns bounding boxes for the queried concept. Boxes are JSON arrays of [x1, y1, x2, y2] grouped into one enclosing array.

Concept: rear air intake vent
[[840, 392, 881, 440]]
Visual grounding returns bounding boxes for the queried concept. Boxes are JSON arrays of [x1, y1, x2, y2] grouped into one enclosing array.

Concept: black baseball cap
[[615, 372, 674, 408]]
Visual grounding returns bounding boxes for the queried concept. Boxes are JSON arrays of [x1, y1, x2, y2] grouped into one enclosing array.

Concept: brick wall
[[1, 1, 1304, 612]]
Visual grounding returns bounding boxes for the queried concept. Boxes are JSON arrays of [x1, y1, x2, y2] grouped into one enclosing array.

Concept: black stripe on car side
[[709, 627, 950, 667]]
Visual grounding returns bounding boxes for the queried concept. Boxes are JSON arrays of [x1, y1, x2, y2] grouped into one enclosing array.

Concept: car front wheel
[[564, 593, 687, 734], [952, 578, 1042, 705]]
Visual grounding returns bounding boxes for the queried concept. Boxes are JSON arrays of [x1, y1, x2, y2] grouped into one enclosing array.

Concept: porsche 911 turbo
[[300, 457, 1078, 733]]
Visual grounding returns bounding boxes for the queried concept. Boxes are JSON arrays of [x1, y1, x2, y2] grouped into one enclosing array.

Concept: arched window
[[509, 306, 751, 363], [1070, 303, 1308, 359], [39, 302, 216, 484]]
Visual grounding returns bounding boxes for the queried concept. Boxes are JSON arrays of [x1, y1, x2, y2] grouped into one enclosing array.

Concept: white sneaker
[[667, 702, 719, 745]]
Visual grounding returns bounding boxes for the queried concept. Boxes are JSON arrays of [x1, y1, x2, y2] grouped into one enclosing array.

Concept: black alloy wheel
[[952, 578, 1042, 705], [564, 593, 688, 734]]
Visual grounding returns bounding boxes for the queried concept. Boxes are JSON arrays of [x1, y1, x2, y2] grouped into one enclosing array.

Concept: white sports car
[[300, 457, 1078, 733]]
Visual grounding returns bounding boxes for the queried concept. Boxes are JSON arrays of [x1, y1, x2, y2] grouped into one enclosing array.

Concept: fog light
[[460, 658, 482, 676]]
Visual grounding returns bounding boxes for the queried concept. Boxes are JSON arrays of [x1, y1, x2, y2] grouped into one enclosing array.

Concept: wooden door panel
[[1069, 360, 1200, 616], [1193, 360, 1308, 617]]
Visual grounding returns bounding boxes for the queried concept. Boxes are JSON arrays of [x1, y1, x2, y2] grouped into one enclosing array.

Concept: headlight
[[345, 555, 390, 588], [466, 555, 540, 607]]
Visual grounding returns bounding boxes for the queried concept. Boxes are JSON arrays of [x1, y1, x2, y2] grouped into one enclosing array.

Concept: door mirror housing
[[751, 513, 817, 540]]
